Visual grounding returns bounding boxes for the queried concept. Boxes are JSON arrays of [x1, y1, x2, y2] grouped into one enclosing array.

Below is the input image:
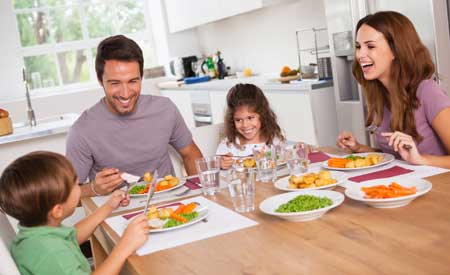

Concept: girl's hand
[[106, 190, 130, 210], [381, 131, 425, 165], [337, 131, 361, 152], [119, 215, 150, 256], [220, 153, 234, 170]]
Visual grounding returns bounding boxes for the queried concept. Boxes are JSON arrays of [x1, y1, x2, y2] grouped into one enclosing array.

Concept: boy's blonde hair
[[0, 151, 77, 227]]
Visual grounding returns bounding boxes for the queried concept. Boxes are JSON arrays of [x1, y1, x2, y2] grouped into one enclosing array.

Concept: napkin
[[184, 177, 201, 190], [308, 151, 330, 163], [348, 166, 414, 183]]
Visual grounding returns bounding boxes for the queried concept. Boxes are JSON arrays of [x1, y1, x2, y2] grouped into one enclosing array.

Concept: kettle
[[169, 58, 184, 80]]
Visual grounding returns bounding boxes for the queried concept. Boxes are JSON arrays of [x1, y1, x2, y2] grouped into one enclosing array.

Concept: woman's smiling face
[[355, 24, 395, 87]]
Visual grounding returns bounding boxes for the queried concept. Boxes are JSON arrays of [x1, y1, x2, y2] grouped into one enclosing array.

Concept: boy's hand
[[106, 190, 130, 210], [93, 168, 123, 195], [120, 215, 150, 255], [220, 153, 234, 170]]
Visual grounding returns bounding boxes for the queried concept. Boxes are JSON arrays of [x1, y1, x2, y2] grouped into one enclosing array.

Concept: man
[[66, 35, 202, 197]]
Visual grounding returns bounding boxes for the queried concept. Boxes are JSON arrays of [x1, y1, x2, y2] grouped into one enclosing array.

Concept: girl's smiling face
[[233, 105, 262, 144]]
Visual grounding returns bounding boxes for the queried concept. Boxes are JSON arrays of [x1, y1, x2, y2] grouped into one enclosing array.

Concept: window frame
[[13, 0, 157, 97]]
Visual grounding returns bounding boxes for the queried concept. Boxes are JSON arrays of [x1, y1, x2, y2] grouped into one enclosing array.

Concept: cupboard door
[[209, 91, 228, 124], [160, 90, 195, 129]]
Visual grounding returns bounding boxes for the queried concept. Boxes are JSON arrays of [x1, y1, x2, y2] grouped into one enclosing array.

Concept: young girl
[[336, 11, 450, 168], [0, 151, 149, 275], [216, 83, 285, 169]]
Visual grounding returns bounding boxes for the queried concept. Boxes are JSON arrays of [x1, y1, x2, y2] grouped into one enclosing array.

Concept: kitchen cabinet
[[159, 89, 196, 129], [160, 78, 338, 146], [164, 0, 262, 33]]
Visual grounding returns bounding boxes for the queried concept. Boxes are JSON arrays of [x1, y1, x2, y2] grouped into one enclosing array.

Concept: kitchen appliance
[[169, 55, 198, 79]]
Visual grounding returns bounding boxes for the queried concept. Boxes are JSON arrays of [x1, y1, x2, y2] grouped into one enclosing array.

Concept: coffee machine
[[169, 55, 198, 80]]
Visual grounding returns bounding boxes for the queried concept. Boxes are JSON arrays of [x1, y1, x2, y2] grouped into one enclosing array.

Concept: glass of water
[[285, 142, 311, 176], [227, 168, 256, 212], [195, 156, 221, 195]]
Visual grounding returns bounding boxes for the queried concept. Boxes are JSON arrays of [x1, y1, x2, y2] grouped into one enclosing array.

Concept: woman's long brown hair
[[224, 83, 285, 147], [352, 11, 435, 142]]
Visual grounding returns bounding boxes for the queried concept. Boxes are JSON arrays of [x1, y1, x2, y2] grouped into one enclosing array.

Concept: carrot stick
[[182, 202, 198, 214]]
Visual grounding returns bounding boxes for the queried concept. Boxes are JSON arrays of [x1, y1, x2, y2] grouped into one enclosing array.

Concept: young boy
[[0, 151, 149, 275]]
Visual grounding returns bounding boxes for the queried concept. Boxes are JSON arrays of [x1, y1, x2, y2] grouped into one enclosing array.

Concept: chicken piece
[[288, 182, 298, 189], [345, 161, 356, 168], [143, 172, 153, 183], [355, 158, 367, 167], [318, 170, 331, 180], [164, 175, 174, 180], [148, 218, 165, 229]]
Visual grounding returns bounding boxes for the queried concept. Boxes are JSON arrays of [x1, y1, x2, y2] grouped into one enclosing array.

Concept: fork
[[365, 125, 412, 150]]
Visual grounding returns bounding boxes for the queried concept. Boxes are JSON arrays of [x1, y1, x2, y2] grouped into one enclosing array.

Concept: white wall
[[0, 1, 25, 101], [195, 0, 327, 74]]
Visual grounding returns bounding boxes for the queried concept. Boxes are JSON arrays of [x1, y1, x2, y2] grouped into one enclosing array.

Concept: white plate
[[149, 204, 209, 233], [259, 190, 344, 222], [128, 178, 185, 197], [321, 153, 395, 171], [345, 178, 432, 208], [274, 170, 347, 191]]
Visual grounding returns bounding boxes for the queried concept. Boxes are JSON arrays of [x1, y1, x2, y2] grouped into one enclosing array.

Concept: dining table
[[81, 148, 450, 275]]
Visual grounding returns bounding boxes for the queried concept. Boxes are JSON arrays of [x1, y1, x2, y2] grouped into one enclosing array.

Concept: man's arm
[[178, 142, 203, 175]]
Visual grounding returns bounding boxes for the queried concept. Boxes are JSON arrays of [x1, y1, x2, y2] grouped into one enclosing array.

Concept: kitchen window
[[13, 0, 157, 95]]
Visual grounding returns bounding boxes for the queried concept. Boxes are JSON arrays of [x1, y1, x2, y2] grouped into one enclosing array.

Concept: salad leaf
[[163, 212, 199, 228], [129, 185, 146, 194], [345, 155, 365, 161]]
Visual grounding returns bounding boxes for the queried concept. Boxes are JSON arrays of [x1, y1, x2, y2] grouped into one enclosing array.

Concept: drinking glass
[[285, 142, 311, 176], [227, 168, 256, 212], [195, 156, 221, 195]]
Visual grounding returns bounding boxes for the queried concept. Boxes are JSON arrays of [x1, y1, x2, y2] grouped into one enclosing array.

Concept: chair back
[[191, 123, 224, 157], [0, 212, 20, 275], [168, 123, 224, 177]]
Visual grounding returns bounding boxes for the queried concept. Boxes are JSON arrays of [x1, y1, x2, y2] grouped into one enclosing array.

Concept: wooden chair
[[0, 212, 20, 275]]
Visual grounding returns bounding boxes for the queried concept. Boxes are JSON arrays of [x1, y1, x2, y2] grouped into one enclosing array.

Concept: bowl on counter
[[301, 65, 316, 74]]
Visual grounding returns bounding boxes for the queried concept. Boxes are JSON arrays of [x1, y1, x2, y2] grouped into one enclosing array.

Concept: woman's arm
[[423, 107, 450, 168]]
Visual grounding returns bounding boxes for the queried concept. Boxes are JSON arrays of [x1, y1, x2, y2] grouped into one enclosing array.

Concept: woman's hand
[[381, 131, 425, 165], [336, 131, 361, 152], [119, 215, 150, 256], [93, 168, 123, 195], [220, 153, 234, 170]]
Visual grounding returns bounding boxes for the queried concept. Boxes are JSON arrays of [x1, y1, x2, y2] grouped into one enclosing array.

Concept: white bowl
[[301, 65, 315, 74], [345, 178, 432, 208], [259, 190, 344, 222]]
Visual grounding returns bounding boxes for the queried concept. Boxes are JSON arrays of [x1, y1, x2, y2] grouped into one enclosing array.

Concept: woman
[[336, 11, 450, 168]]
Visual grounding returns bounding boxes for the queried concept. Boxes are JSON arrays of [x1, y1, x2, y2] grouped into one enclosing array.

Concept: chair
[[191, 123, 224, 157], [0, 212, 20, 275], [168, 123, 224, 177]]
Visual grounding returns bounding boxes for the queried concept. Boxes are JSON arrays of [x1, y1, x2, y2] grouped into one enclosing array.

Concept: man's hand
[[93, 168, 123, 195]]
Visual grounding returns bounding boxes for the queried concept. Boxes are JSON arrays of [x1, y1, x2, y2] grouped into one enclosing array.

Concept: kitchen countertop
[[0, 113, 79, 145], [159, 76, 333, 92]]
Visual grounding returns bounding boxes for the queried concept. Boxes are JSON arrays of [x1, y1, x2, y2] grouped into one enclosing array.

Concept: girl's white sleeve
[[216, 139, 231, 155]]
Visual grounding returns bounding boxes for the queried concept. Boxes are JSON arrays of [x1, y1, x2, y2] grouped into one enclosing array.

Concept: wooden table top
[[81, 156, 450, 275]]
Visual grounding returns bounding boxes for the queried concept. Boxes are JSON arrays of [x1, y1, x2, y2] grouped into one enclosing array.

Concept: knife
[[143, 170, 158, 216]]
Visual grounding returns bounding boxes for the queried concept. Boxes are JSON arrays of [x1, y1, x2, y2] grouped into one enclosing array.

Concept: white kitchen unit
[[159, 89, 196, 129], [164, 0, 291, 33], [159, 77, 338, 146]]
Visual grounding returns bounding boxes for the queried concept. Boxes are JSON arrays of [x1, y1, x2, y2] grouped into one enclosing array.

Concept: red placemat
[[348, 166, 414, 183], [309, 151, 330, 163]]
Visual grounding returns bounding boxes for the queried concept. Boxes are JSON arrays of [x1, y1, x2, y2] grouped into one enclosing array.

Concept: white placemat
[[104, 196, 258, 255]]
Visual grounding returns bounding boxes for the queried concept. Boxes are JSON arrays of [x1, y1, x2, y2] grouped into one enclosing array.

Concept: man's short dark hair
[[95, 35, 144, 82], [0, 151, 77, 227]]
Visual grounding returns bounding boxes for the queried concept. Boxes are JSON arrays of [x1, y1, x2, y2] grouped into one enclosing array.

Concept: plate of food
[[146, 201, 209, 232], [128, 175, 184, 197], [345, 178, 432, 208], [274, 169, 347, 191], [322, 153, 395, 171], [259, 190, 344, 222]]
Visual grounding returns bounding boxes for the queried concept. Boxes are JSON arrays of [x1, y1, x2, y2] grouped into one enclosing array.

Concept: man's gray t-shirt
[[66, 95, 192, 182]]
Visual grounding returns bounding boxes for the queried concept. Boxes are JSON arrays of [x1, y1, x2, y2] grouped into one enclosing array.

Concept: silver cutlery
[[365, 125, 412, 150], [143, 170, 158, 216]]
